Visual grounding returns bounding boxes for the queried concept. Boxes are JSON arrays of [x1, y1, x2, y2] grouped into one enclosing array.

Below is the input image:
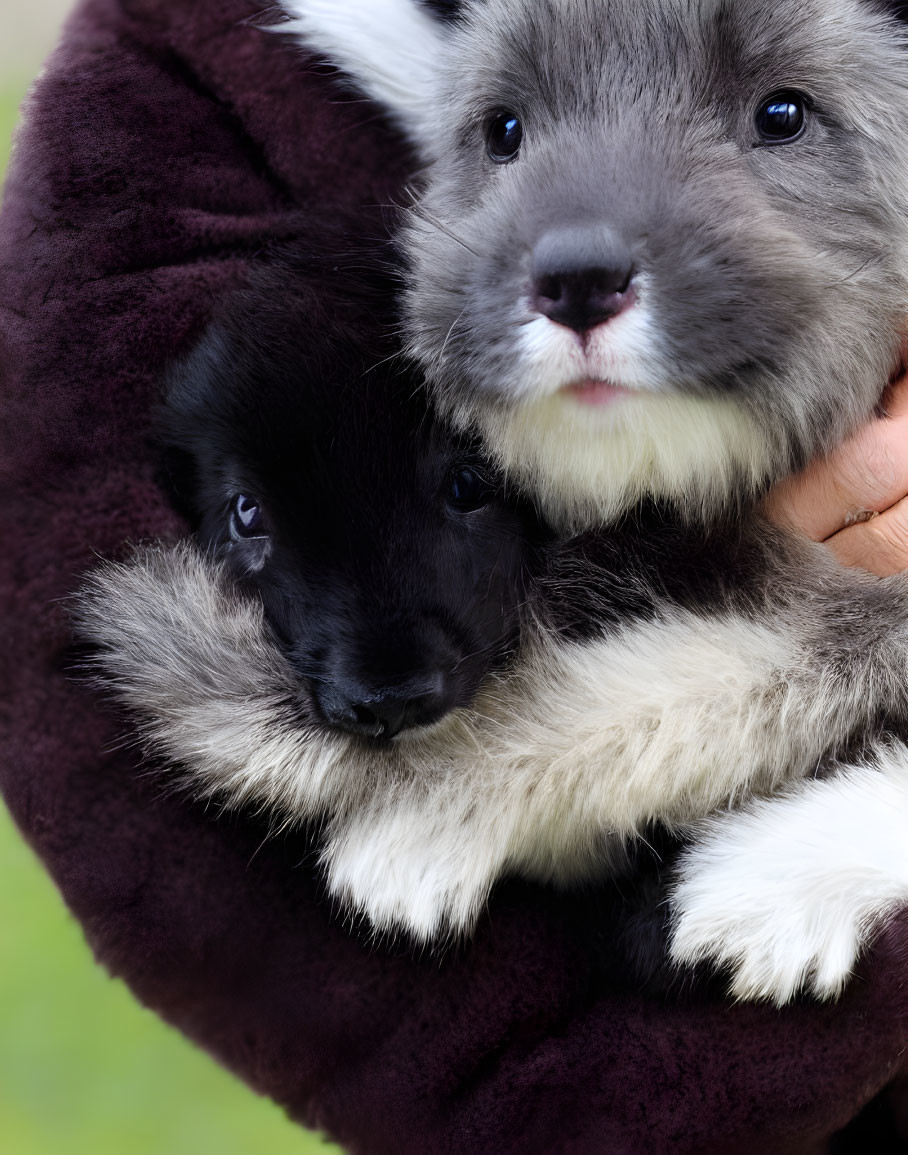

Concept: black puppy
[[159, 224, 541, 741], [78, 228, 675, 955]]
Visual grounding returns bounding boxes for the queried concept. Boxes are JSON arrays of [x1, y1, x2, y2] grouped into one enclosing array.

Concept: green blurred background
[[0, 6, 341, 1152]]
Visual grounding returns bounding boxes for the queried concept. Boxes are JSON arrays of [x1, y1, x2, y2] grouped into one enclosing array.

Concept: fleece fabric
[[1, 1, 907, 1151]]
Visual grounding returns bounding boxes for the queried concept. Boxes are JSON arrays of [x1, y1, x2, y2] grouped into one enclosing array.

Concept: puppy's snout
[[531, 227, 635, 334], [315, 671, 455, 741]]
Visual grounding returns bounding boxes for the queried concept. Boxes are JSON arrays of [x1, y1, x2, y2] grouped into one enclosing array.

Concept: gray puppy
[[276, 0, 908, 998], [281, 0, 908, 525], [80, 0, 908, 1005]]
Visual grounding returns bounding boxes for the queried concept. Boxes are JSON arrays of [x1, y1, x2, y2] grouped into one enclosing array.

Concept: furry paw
[[665, 757, 908, 1002], [668, 762, 908, 1004], [668, 831, 866, 1005], [321, 805, 501, 941]]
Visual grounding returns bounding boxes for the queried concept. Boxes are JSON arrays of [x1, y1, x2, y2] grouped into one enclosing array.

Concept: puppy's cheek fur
[[668, 749, 908, 1005]]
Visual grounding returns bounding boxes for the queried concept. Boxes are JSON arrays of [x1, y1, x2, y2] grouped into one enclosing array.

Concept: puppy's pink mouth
[[561, 378, 631, 406]]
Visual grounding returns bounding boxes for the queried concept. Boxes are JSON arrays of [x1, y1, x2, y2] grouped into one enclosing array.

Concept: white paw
[[668, 817, 869, 1005], [321, 806, 499, 942], [668, 762, 908, 1004]]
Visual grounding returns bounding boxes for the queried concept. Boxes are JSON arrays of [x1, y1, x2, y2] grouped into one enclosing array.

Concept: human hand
[[765, 373, 908, 576]]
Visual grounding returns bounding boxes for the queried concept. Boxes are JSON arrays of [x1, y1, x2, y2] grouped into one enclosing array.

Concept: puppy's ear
[[277, 0, 446, 152], [160, 328, 229, 436], [156, 326, 240, 525]]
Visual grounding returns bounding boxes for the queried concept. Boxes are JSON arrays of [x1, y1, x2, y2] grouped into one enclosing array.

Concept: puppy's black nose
[[532, 227, 635, 334], [315, 672, 454, 740], [533, 267, 634, 332]]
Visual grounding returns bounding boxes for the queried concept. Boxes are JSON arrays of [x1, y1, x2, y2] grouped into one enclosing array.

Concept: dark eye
[[447, 467, 496, 512], [486, 112, 523, 163], [231, 494, 265, 538], [755, 92, 807, 144]]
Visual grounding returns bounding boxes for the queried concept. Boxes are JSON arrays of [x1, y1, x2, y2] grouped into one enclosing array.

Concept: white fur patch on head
[[669, 746, 908, 1004], [277, 0, 443, 149], [465, 389, 777, 531], [75, 541, 872, 943]]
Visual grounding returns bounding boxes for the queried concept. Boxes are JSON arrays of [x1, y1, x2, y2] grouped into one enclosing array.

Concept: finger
[[824, 493, 908, 577], [765, 373, 908, 541]]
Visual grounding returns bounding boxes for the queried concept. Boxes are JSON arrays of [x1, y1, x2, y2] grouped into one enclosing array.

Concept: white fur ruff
[[465, 389, 775, 533], [453, 301, 779, 531]]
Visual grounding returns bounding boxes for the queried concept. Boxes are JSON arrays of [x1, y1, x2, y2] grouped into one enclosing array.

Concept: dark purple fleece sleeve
[[1, 2, 907, 1151]]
